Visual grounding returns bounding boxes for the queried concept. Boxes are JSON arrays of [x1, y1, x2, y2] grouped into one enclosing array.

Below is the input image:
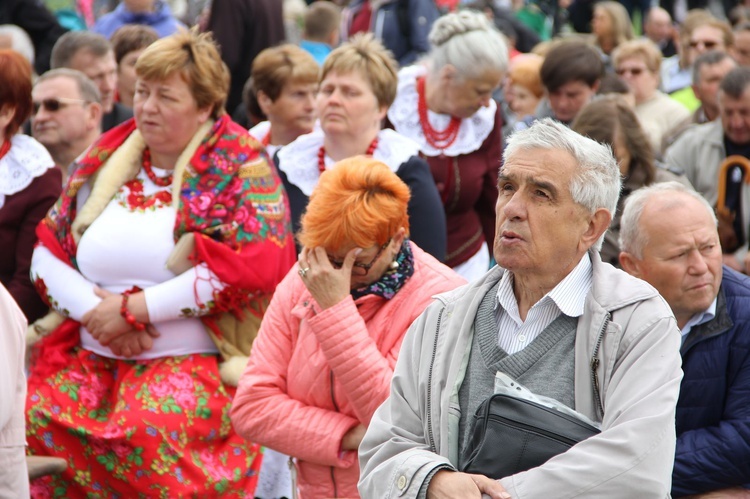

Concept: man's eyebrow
[[498, 172, 559, 197], [530, 178, 558, 197]]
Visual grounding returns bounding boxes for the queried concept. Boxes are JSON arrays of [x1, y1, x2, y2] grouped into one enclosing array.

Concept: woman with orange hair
[[231, 156, 465, 499]]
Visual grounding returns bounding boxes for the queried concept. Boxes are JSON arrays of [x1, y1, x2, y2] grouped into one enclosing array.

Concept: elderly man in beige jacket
[[0, 283, 28, 498]]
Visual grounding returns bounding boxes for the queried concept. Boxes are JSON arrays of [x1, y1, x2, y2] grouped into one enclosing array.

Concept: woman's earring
[[389, 260, 399, 270]]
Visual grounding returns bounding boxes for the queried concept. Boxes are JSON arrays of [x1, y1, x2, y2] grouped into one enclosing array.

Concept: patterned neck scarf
[[351, 240, 415, 301]]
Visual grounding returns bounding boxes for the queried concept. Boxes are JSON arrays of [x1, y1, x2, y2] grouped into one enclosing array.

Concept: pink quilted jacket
[[231, 243, 466, 498]]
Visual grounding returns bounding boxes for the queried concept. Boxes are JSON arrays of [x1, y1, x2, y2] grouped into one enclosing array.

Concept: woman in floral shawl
[[25, 29, 295, 497]]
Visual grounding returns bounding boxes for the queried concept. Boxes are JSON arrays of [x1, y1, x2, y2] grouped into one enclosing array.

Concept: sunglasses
[[689, 40, 719, 50], [32, 97, 89, 115], [615, 67, 646, 76], [328, 239, 391, 276]]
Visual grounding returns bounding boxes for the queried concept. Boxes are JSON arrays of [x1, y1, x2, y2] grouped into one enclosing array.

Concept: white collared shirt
[[494, 254, 593, 354], [680, 297, 717, 341]]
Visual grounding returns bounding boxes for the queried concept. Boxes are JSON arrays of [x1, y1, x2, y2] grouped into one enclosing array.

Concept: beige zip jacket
[[0, 283, 29, 498], [359, 251, 683, 498]]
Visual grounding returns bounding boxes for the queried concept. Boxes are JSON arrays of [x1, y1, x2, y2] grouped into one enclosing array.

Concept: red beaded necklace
[[416, 76, 462, 151], [0, 140, 10, 161], [142, 148, 173, 187], [317, 137, 379, 174]]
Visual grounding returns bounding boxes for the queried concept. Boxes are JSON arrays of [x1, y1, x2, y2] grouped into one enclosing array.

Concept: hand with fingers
[[297, 246, 361, 309], [108, 329, 160, 357], [82, 286, 158, 353], [427, 470, 511, 499]]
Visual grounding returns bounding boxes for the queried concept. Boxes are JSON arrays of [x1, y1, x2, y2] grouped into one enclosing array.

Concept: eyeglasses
[[615, 67, 646, 76], [689, 39, 720, 50], [32, 97, 89, 115], [328, 239, 391, 276]]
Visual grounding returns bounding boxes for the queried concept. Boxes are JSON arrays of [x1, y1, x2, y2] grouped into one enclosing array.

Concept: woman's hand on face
[[299, 246, 360, 310]]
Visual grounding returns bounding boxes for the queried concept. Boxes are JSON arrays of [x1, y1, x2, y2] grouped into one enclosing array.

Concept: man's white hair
[[619, 181, 717, 259], [0, 25, 34, 67], [502, 118, 622, 250]]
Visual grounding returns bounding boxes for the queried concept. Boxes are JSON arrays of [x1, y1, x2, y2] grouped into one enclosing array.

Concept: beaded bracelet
[[120, 288, 147, 331]]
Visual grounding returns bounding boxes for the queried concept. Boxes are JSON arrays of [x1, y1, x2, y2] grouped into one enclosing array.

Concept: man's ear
[[581, 207, 611, 251], [619, 251, 641, 277], [88, 102, 103, 128]]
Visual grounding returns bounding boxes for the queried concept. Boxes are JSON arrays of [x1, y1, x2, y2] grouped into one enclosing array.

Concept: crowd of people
[[1, 0, 749, 498]]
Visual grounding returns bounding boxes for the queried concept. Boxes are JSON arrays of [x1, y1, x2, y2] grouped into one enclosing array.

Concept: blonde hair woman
[[276, 33, 447, 261]]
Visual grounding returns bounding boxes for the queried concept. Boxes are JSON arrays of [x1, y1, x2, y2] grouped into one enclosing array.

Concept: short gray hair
[[36, 68, 102, 104], [619, 181, 717, 258], [51, 31, 111, 69], [692, 50, 733, 84], [427, 10, 509, 80], [503, 118, 622, 251]]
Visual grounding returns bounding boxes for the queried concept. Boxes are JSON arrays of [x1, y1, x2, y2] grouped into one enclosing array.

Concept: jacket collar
[[435, 250, 659, 313], [681, 278, 733, 355], [703, 119, 726, 148]]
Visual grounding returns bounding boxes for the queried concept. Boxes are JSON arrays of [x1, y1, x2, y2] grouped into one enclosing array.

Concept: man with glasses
[[665, 66, 750, 273], [662, 15, 732, 96], [50, 31, 132, 132], [31, 69, 102, 183]]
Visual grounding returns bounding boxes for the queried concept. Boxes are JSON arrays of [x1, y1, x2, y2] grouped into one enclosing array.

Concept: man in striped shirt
[[359, 118, 683, 499]]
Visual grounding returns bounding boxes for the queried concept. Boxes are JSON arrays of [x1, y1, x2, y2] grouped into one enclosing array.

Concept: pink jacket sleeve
[[231, 270, 360, 469], [306, 295, 402, 425]]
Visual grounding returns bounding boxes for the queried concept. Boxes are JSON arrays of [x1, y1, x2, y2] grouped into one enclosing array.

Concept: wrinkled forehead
[[500, 147, 578, 187]]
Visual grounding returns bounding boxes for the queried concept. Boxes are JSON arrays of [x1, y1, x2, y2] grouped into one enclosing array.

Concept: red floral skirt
[[26, 348, 262, 498]]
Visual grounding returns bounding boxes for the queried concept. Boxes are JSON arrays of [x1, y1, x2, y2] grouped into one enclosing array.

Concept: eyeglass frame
[[32, 97, 90, 115], [327, 238, 392, 275]]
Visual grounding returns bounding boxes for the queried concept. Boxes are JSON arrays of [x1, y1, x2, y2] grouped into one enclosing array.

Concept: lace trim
[[277, 128, 421, 196], [0, 134, 56, 196], [387, 65, 497, 157]]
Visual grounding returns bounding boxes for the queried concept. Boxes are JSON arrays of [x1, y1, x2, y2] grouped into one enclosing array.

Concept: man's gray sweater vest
[[457, 282, 577, 467]]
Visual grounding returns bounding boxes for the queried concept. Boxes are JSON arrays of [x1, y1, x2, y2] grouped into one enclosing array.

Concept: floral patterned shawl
[[33, 115, 295, 376]]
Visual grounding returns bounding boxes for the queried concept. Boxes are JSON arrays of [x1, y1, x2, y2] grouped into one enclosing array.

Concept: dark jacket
[[342, 0, 438, 66], [673, 266, 750, 496], [0, 0, 67, 74], [102, 103, 133, 133], [206, 0, 284, 114]]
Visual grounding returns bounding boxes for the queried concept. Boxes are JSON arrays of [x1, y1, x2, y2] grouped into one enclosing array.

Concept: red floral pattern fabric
[[27, 350, 262, 498]]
